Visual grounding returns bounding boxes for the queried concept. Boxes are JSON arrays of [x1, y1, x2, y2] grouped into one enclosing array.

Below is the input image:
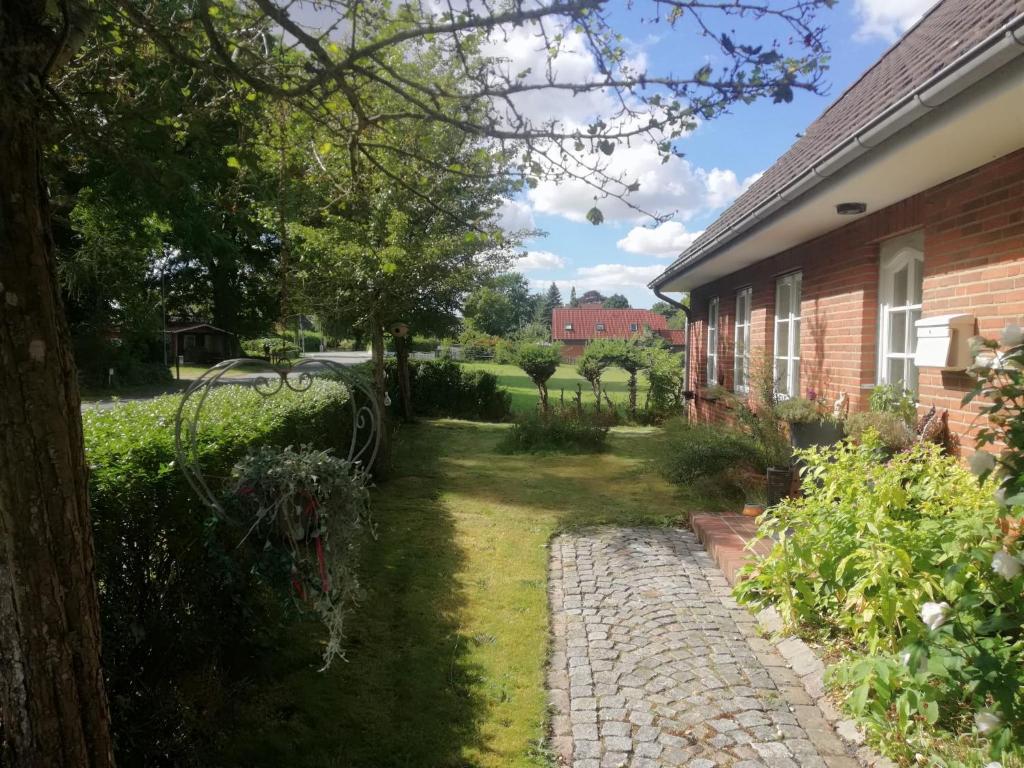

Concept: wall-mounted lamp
[[836, 202, 867, 215]]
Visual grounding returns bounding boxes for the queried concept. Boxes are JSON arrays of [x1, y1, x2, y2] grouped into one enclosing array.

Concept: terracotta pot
[[742, 503, 765, 518]]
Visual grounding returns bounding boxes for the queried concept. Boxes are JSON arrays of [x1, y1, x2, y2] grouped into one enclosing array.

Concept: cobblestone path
[[548, 528, 860, 768]]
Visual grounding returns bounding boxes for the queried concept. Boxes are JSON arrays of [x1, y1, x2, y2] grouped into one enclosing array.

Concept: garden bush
[[845, 410, 915, 454], [658, 418, 765, 484], [384, 358, 511, 421], [84, 380, 357, 763], [499, 407, 609, 453], [74, 332, 172, 388], [241, 335, 302, 361], [735, 438, 1019, 765]]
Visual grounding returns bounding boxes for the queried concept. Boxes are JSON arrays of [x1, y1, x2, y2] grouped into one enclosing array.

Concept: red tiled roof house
[[649, 0, 1024, 452], [551, 308, 686, 360]]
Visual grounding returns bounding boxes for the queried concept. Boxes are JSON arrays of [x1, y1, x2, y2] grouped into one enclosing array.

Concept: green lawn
[[217, 419, 732, 767], [463, 362, 649, 414]]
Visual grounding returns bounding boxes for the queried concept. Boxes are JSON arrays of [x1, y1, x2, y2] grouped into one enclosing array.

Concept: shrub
[[644, 347, 685, 416], [658, 419, 765, 484], [74, 332, 172, 388], [500, 407, 609, 453], [384, 358, 511, 421], [84, 381, 356, 763], [736, 440, 1017, 765], [494, 337, 519, 364], [241, 335, 301, 361], [845, 410, 915, 454], [774, 396, 834, 424], [869, 382, 917, 425], [514, 342, 562, 410]]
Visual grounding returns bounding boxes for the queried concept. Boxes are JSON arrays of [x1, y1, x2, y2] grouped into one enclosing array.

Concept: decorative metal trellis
[[174, 357, 381, 514]]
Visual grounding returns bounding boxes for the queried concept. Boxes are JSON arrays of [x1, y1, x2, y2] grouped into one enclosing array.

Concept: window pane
[[777, 281, 790, 316], [792, 274, 802, 317], [910, 309, 921, 353], [906, 361, 919, 394], [887, 357, 905, 386], [889, 311, 907, 354], [776, 320, 789, 358], [911, 261, 923, 305], [791, 358, 800, 396], [893, 265, 909, 306], [775, 358, 788, 393], [793, 319, 801, 358]]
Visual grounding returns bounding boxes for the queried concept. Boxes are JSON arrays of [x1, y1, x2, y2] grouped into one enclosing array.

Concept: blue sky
[[500, 0, 934, 307]]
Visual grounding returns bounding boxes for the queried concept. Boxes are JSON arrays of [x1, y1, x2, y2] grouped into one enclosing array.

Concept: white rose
[[969, 450, 997, 476], [992, 551, 1023, 580], [1000, 324, 1024, 348], [984, 763, 1002, 768], [995, 487, 1007, 506], [919, 601, 950, 631], [975, 710, 1001, 734]]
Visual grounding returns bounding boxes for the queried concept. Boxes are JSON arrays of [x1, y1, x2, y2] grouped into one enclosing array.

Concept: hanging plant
[[231, 444, 372, 668]]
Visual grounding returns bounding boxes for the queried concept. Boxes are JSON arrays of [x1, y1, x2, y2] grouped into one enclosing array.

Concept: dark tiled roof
[[658, 0, 1024, 280], [551, 308, 684, 344]]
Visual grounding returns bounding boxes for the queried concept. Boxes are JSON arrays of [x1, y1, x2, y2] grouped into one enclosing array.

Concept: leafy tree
[[536, 282, 564, 328], [580, 290, 607, 305], [603, 294, 631, 309], [652, 298, 690, 330], [645, 347, 686, 412], [0, 0, 831, 762], [463, 272, 534, 337], [599, 338, 650, 417], [515, 343, 563, 411], [576, 340, 617, 410]]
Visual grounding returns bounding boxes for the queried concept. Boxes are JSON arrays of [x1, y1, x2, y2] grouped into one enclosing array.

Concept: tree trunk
[[628, 371, 637, 417], [394, 335, 413, 422], [0, 61, 116, 768], [369, 317, 391, 473]]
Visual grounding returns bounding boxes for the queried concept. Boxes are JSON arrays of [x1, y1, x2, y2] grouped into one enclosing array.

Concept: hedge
[[83, 380, 355, 764], [385, 358, 511, 421]]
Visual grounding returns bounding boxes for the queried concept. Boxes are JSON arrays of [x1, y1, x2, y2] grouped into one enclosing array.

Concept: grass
[[462, 362, 648, 414], [216, 419, 734, 767]]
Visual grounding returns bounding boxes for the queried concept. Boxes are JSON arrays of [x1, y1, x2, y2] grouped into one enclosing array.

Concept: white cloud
[[527, 142, 761, 224], [497, 198, 536, 233], [617, 221, 703, 258], [529, 262, 667, 307], [515, 250, 565, 271], [852, 0, 933, 42]]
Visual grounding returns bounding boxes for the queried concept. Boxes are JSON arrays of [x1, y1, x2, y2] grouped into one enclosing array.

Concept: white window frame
[[595, 322, 605, 332], [773, 272, 802, 398], [629, 322, 639, 333], [706, 297, 720, 385], [877, 237, 924, 394], [734, 287, 752, 393]]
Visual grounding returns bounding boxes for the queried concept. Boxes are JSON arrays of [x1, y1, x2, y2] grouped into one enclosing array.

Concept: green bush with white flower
[[736, 324, 1024, 766]]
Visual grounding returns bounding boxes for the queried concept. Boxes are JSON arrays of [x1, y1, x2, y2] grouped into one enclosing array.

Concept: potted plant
[[775, 390, 845, 449], [845, 411, 915, 458], [732, 470, 769, 517]]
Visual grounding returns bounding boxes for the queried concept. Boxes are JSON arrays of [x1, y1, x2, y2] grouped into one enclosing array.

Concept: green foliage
[[774, 396, 834, 424], [83, 381, 355, 763], [869, 383, 918, 426], [74, 334, 171, 388], [845, 411, 915, 454], [658, 419, 765, 484], [385, 358, 511, 421], [462, 272, 534, 337], [514, 342, 562, 407], [736, 440, 1020, 765], [575, 341, 613, 401], [644, 347, 686, 414], [602, 293, 630, 309], [232, 445, 372, 669], [242, 335, 302, 361], [500, 408, 609, 453]]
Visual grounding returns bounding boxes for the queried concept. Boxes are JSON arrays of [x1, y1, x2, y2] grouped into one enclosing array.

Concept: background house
[[650, 0, 1024, 450], [551, 308, 686, 360], [165, 323, 237, 365]]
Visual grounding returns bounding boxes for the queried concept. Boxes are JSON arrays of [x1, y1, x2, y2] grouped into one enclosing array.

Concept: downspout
[[652, 10, 1024, 288], [653, 288, 695, 400]]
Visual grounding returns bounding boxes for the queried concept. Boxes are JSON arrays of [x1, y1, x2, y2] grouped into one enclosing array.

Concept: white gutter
[[650, 11, 1024, 290]]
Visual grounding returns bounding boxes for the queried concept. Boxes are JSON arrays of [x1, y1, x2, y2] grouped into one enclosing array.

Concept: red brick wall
[[686, 148, 1024, 452]]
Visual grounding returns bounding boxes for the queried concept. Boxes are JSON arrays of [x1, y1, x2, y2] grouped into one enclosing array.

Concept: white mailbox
[[914, 314, 975, 371]]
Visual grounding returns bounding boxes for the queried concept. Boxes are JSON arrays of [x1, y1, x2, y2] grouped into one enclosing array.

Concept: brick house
[[649, 0, 1024, 450], [551, 308, 686, 360]]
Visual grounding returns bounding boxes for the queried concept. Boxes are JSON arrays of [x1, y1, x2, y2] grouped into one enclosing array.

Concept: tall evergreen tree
[[569, 286, 579, 307]]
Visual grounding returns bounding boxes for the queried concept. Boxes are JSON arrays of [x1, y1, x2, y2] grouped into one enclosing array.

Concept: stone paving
[[548, 528, 862, 768]]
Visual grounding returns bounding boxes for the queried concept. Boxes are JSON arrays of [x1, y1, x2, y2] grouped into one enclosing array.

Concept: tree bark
[[0, 24, 116, 766], [394, 335, 413, 422], [368, 316, 391, 474]]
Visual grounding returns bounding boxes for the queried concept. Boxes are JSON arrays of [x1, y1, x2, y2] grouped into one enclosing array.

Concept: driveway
[[548, 528, 861, 768]]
